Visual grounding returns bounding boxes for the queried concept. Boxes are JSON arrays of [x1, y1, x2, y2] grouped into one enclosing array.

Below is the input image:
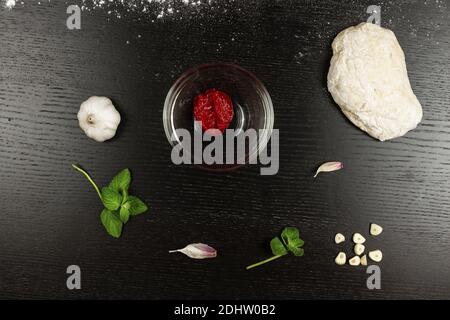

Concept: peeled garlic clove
[[314, 162, 344, 178], [354, 243, 365, 256], [335, 233, 345, 244], [353, 233, 366, 244], [360, 255, 368, 266], [169, 243, 217, 259], [368, 250, 383, 262], [370, 223, 383, 236], [78, 96, 121, 142], [349, 256, 361, 266], [335, 252, 346, 265]]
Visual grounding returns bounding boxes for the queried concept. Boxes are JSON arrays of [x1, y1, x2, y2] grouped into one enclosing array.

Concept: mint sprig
[[246, 227, 304, 270], [72, 164, 148, 238]]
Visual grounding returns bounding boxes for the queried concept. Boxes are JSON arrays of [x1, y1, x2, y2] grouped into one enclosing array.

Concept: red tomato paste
[[193, 89, 234, 133]]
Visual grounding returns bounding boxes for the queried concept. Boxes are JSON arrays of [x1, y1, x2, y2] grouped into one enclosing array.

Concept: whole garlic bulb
[[77, 96, 121, 142]]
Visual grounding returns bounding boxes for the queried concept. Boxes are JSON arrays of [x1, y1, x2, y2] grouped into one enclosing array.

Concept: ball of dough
[[327, 23, 423, 141]]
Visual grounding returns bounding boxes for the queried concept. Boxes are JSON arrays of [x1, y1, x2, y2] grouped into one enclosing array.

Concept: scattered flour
[[3, 0, 448, 26], [2, 0, 216, 20], [80, 0, 215, 20], [5, 0, 16, 9]]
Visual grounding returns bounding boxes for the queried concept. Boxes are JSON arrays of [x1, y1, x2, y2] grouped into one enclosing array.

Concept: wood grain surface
[[0, 0, 449, 299]]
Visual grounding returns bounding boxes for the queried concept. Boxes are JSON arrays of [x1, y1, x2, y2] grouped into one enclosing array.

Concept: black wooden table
[[0, 0, 449, 300]]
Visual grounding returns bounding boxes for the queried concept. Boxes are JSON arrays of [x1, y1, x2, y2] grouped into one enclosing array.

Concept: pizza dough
[[327, 23, 423, 141]]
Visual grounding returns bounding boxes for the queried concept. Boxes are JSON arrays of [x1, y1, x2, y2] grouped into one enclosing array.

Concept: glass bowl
[[163, 63, 274, 171]]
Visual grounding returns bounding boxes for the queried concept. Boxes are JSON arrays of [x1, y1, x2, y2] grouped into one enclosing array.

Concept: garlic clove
[[335, 252, 346, 265], [78, 96, 121, 142], [314, 162, 344, 178], [370, 223, 383, 236], [335, 233, 345, 244], [169, 243, 217, 259], [354, 243, 365, 256], [349, 256, 361, 266], [368, 250, 383, 262], [353, 233, 366, 244], [360, 255, 368, 266]]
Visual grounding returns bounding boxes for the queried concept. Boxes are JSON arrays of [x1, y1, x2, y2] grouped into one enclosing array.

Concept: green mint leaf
[[122, 188, 129, 203], [119, 205, 130, 224], [247, 227, 305, 270], [101, 186, 122, 211], [288, 237, 305, 248], [291, 247, 304, 257], [100, 209, 123, 238], [281, 227, 300, 244], [109, 168, 131, 193], [270, 237, 288, 256], [126, 196, 148, 216], [281, 227, 304, 255]]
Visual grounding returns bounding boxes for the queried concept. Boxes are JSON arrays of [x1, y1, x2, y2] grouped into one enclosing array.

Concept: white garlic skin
[[169, 243, 217, 259], [78, 96, 121, 142]]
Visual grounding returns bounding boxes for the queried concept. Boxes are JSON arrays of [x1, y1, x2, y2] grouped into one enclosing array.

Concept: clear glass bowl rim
[[163, 62, 275, 167]]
